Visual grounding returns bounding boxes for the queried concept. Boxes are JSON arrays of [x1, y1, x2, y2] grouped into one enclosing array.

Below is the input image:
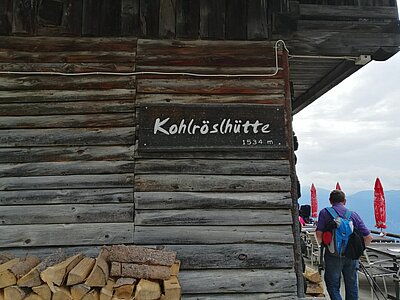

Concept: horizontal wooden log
[[297, 19, 400, 33], [134, 192, 292, 209], [0, 63, 135, 73], [299, 4, 399, 20], [135, 159, 290, 175], [2, 246, 102, 259], [110, 262, 171, 280], [0, 146, 134, 163], [0, 128, 135, 147], [136, 65, 282, 75], [137, 78, 284, 94], [137, 40, 277, 57], [134, 225, 294, 244], [0, 51, 135, 63], [0, 223, 134, 247], [179, 269, 297, 293], [135, 150, 289, 160], [0, 161, 135, 177], [134, 175, 291, 192], [105, 245, 176, 266], [164, 244, 294, 269], [0, 89, 136, 103], [135, 209, 292, 225], [0, 100, 135, 116], [0, 188, 133, 206], [182, 293, 296, 299], [0, 188, 133, 205], [0, 75, 135, 90], [0, 174, 134, 190], [282, 31, 400, 56], [0, 114, 135, 128], [0, 37, 137, 52], [136, 93, 285, 105], [0, 204, 133, 225]]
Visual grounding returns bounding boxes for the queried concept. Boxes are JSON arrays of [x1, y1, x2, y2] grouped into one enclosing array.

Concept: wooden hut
[[0, 1, 399, 298]]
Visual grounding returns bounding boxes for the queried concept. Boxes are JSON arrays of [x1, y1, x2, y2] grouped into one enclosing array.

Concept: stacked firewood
[[0, 245, 181, 300], [304, 266, 324, 297]]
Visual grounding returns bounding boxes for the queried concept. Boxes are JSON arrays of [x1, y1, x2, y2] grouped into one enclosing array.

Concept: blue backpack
[[324, 207, 354, 256]]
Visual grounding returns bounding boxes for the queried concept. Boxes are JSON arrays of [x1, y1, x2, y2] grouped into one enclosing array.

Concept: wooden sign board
[[138, 104, 287, 151]]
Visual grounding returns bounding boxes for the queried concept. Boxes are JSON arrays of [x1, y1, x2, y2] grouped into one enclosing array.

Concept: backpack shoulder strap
[[344, 209, 353, 220], [326, 207, 338, 219]]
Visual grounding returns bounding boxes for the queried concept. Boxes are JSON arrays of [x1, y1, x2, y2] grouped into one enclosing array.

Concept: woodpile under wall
[[0, 245, 181, 300]]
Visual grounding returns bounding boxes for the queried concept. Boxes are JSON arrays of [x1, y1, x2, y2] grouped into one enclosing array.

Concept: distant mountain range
[[298, 188, 400, 234]]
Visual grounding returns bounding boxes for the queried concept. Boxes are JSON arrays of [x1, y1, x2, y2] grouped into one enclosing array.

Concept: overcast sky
[[293, 43, 400, 195]]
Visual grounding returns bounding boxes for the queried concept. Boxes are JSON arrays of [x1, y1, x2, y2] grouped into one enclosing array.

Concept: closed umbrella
[[374, 177, 387, 231], [336, 182, 342, 190], [311, 183, 318, 218]]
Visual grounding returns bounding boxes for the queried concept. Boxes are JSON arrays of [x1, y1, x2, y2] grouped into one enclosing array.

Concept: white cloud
[[293, 52, 400, 194]]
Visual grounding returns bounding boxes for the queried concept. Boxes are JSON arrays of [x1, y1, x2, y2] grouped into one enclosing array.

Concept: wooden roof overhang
[[0, 1, 399, 114]]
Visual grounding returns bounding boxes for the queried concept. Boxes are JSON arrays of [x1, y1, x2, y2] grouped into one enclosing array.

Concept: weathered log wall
[[0, 37, 297, 298]]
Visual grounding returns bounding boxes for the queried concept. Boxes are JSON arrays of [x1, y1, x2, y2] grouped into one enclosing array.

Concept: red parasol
[[311, 183, 318, 218], [336, 182, 342, 190], [374, 177, 387, 230]]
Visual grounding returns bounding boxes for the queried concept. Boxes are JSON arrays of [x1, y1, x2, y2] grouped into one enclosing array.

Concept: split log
[[306, 282, 324, 295], [82, 289, 99, 300], [41, 253, 84, 287], [32, 284, 52, 300], [3, 285, 28, 300], [134, 279, 161, 300], [163, 276, 181, 300], [18, 249, 66, 287], [85, 249, 109, 287], [0, 253, 14, 265], [114, 278, 136, 299], [104, 245, 176, 266], [52, 286, 72, 300], [0, 256, 40, 288], [0, 258, 20, 288], [170, 261, 180, 276], [70, 283, 91, 300], [23, 293, 44, 300], [100, 278, 115, 300], [67, 257, 95, 286], [110, 262, 170, 280], [304, 266, 321, 284]]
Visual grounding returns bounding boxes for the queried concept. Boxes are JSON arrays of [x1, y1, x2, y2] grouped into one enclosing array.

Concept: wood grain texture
[[134, 174, 291, 192], [0, 114, 135, 128], [137, 78, 284, 94], [164, 244, 294, 269], [0, 204, 133, 225], [0, 189, 133, 205], [0, 146, 134, 163], [134, 192, 292, 209], [159, 0, 176, 38], [135, 159, 289, 175], [136, 93, 285, 105], [0, 174, 134, 190], [134, 225, 294, 244], [0, 102, 135, 116], [135, 209, 292, 225], [0, 223, 134, 247], [0, 89, 136, 103], [0, 75, 135, 90], [182, 293, 296, 299], [0, 128, 135, 147], [199, 0, 225, 39], [0, 161, 134, 177], [179, 269, 297, 293]]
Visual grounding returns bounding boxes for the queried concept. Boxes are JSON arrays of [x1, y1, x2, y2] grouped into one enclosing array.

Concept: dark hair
[[329, 189, 346, 203]]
